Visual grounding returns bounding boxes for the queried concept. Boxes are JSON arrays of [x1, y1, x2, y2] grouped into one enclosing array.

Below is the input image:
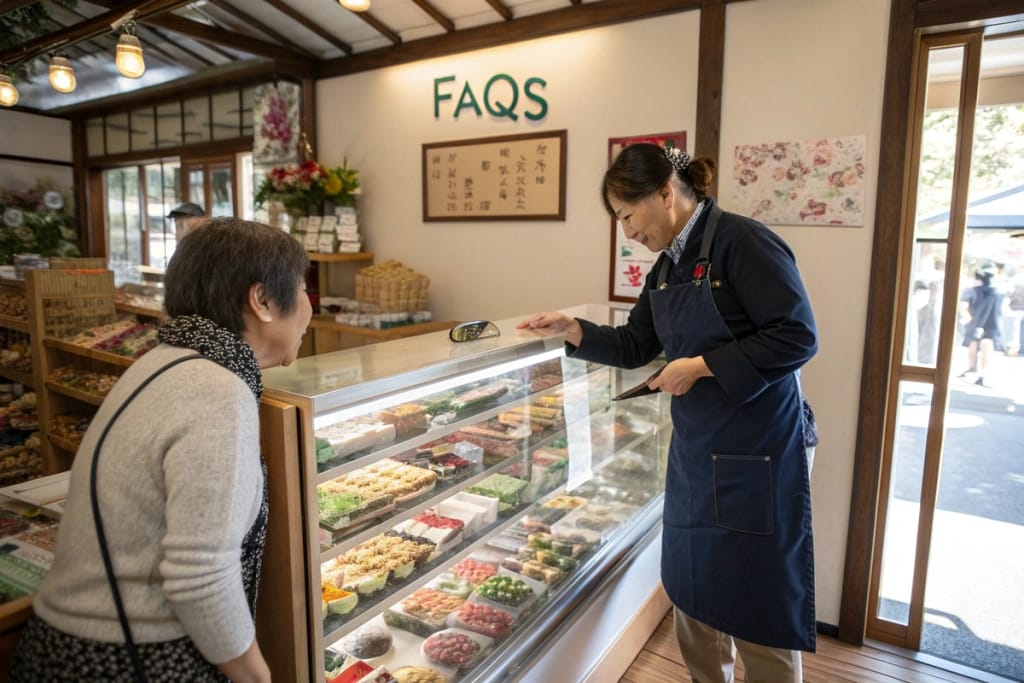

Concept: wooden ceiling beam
[[84, 0, 315, 63], [320, 0, 702, 78], [483, 0, 513, 21], [263, 0, 353, 55], [141, 13, 314, 63], [346, 8, 402, 45], [210, 0, 320, 59], [52, 59, 304, 117], [411, 0, 454, 32], [0, 0, 194, 66]]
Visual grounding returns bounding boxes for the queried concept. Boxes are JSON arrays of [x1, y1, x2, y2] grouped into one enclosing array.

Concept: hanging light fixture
[[48, 55, 76, 93], [338, 0, 371, 11], [115, 17, 146, 79], [0, 71, 18, 107]]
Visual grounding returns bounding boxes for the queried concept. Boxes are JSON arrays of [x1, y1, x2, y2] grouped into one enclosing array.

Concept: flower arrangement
[[254, 159, 360, 215], [0, 181, 80, 265]]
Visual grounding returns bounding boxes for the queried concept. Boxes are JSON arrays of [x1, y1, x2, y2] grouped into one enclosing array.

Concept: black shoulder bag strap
[[656, 203, 723, 289], [89, 353, 205, 683]]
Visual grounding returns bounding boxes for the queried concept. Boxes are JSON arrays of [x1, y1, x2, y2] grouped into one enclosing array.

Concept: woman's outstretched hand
[[516, 312, 583, 346]]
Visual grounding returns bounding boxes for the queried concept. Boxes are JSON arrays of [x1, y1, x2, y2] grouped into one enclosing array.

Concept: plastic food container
[[420, 627, 493, 673], [447, 600, 516, 640]]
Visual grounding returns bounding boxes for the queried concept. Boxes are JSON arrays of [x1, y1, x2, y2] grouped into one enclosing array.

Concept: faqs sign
[[433, 74, 548, 121]]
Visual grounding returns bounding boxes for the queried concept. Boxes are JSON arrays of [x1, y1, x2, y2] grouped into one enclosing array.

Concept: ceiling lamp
[[339, 0, 371, 11], [0, 72, 17, 107], [48, 55, 76, 93], [115, 21, 146, 79]]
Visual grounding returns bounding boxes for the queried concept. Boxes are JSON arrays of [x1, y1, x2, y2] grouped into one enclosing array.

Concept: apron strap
[[656, 202, 724, 289], [699, 203, 723, 261]]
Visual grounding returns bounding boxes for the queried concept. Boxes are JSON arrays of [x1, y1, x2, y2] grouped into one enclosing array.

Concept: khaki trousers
[[673, 608, 803, 683]]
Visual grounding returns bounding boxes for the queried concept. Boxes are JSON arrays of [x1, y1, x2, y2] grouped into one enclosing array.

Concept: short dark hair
[[601, 142, 716, 216], [164, 217, 309, 335]]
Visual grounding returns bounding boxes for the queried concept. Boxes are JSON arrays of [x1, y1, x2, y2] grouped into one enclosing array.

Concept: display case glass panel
[[263, 306, 670, 682]]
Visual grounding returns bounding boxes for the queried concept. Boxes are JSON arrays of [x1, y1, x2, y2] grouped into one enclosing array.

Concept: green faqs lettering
[[433, 74, 548, 121]]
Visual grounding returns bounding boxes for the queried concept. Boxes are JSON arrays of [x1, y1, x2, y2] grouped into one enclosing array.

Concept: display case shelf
[[114, 302, 164, 319], [318, 426, 573, 564], [314, 381, 571, 481], [0, 366, 34, 389], [44, 380, 105, 406], [0, 315, 29, 333], [320, 484, 573, 646], [47, 433, 81, 453], [43, 338, 135, 368]]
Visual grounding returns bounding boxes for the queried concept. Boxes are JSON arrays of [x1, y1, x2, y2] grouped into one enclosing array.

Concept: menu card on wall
[[422, 130, 567, 221]]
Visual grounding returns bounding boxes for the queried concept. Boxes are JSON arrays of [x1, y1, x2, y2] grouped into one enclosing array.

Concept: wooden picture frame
[[422, 130, 567, 221], [607, 131, 686, 303]]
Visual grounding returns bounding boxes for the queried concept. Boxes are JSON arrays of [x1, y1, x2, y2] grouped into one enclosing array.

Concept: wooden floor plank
[[619, 612, 999, 683]]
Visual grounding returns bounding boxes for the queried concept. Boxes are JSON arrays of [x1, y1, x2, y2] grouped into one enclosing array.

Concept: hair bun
[[664, 147, 691, 174]]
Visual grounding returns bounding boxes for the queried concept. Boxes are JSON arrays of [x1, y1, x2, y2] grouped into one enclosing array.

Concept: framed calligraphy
[[422, 130, 566, 221], [607, 130, 686, 302]]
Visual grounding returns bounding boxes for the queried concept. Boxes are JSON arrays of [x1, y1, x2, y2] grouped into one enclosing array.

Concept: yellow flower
[[323, 173, 343, 196]]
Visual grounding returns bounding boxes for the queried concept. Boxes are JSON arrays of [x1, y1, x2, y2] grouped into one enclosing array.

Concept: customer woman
[[518, 143, 818, 683], [10, 218, 311, 682]]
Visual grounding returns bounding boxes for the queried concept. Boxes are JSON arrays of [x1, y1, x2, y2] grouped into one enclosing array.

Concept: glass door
[[867, 30, 1024, 680], [182, 156, 237, 217]]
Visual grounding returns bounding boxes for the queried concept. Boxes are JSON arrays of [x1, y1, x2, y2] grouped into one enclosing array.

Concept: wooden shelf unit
[[304, 252, 456, 354], [25, 268, 120, 475], [0, 279, 34, 391]]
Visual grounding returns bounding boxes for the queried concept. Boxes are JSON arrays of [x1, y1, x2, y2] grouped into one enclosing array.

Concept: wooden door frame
[[840, 0, 1024, 646], [864, 29, 982, 649], [181, 153, 241, 217]]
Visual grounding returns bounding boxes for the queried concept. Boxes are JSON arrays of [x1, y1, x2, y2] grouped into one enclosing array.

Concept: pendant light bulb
[[48, 55, 76, 93], [0, 72, 18, 107], [116, 33, 146, 79], [339, 0, 371, 11]]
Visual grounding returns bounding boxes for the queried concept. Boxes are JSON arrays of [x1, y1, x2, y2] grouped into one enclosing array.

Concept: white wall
[[317, 14, 700, 323], [720, 0, 890, 626], [321, 0, 891, 628], [0, 109, 73, 191]]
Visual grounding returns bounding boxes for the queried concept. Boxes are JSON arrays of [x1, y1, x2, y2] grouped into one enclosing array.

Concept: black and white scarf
[[157, 315, 263, 401]]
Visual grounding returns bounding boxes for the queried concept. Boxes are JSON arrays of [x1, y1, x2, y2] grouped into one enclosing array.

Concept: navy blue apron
[[650, 204, 815, 652]]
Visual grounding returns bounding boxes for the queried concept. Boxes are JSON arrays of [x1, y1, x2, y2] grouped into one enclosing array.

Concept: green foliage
[[1, 1, 78, 79], [917, 104, 1024, 219], [0, 182, 80, 265]]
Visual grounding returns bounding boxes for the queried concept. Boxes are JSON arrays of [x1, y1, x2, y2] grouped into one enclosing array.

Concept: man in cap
[[168, 202, 206, 240]]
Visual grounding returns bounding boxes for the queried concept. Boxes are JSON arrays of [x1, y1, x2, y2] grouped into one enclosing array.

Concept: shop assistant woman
[[10, 218, 312, 682], [518, 143, 818, 683]]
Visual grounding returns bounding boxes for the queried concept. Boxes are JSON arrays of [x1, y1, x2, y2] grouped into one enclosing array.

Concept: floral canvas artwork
[[253, 82, 300, 164], [731, 135, 866, 226]]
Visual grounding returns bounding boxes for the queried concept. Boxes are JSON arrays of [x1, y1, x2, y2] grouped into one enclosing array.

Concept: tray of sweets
[[549, 502, 630, 545], [393, 512, 464, 555], [447, 555, 499, 587], [420, 627, 494, 676], [466, 473, 528, 511], [317, 487, 395, 533], [383, 587, 466, 638], [468, 573, 544, 620], [446, 600, 516, 640]]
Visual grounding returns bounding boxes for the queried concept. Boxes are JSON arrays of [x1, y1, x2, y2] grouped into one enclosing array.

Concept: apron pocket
[[712, 453, 774, 535]]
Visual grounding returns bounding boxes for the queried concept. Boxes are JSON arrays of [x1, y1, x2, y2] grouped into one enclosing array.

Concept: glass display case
[[262, 305, 671, 682]]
